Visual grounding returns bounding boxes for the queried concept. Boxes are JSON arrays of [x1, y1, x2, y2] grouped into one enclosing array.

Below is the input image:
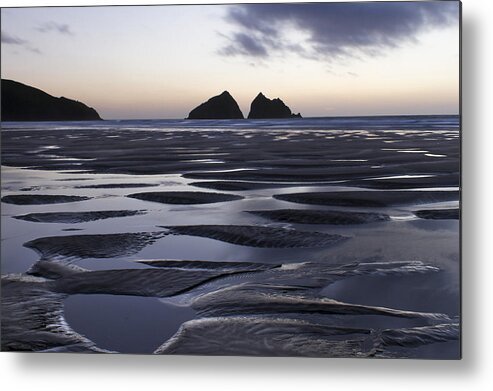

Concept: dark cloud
[[220, 2, 459, 61], [220, 32, 269, 57], [1, 30, 27, 45], [36, 22, 74, 36], [1, 30, 41, 54]]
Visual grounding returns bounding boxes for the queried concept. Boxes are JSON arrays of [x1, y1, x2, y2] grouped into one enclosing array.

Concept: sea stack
[[248, 93, 302, 119], [187, 91, 244, 119], [1, 79, 102, 121]]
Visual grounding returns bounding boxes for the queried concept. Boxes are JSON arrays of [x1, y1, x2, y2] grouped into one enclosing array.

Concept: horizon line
[[98, 113, 460, 121]]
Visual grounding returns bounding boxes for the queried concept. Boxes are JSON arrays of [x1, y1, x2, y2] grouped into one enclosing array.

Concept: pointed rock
[[187, 91, 244, 119], [248, 92, 302, 119]]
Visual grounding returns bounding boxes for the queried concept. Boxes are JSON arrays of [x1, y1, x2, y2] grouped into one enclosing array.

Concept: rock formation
[[187, 91, 244, 119], [1, 79, 102, 121], [248, 92, 302, 119]]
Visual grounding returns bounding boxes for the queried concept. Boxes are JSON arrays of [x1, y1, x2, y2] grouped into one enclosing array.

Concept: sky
[[1, 1, 460, 119]]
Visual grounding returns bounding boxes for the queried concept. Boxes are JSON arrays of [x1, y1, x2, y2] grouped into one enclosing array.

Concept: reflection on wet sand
[[1, 118, 460, 357]]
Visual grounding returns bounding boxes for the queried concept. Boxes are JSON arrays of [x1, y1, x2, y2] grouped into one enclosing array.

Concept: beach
[[1, 115, 460, 357]]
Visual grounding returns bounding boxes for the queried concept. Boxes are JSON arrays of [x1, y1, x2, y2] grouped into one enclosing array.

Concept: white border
[[2, 0, 492, 390]]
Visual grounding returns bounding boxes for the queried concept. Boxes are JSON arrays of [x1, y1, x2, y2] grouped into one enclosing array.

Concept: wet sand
[[1, 194, 91, 205], [14, 210, 146, 223], [414, 208, 460, 220], [163, 225, 349, 248], [127, 191, 243, 204], [1, 121, 460, 358], [246, 209, 390, 224]]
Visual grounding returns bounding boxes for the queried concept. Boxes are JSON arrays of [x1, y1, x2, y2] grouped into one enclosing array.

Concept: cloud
[[36, 22, 74, 36], [27, 47, 42, 55], [220, 2, 459, 62], [219, 32, 268, 57], [1, 30, 41, 54], [1, 30, 27, 45]]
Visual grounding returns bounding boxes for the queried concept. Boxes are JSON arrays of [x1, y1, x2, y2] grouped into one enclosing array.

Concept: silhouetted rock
[[248, 92, 302, 119], [1, 79, 102, 121], [187, 91, 244, 119]]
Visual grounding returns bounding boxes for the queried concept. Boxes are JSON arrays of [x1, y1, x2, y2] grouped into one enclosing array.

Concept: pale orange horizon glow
[[1, 3, 459, 119]]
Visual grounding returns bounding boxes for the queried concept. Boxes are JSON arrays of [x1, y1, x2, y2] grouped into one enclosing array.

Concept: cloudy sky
[[1, 1, 460, 119]]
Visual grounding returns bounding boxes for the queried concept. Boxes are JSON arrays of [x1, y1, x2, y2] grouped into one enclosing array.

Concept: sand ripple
[[380, 323, 459, 348], [247, 209, 390, 225], [414, 209, 459, 220], [190, 181, 306, 191], [75, 183, 157, 189], [274, 190, 459, 207], [14, 210, 146, 223], [164, 225, 349, 248], [155, 317, 372, 357], [51, 268, 246, 297], [24, 232, 166, 259], [192, 283, 451, 321], [139, 259, 278, 272], [2, 194, 91, 205], [127, 191, 243, 204]]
